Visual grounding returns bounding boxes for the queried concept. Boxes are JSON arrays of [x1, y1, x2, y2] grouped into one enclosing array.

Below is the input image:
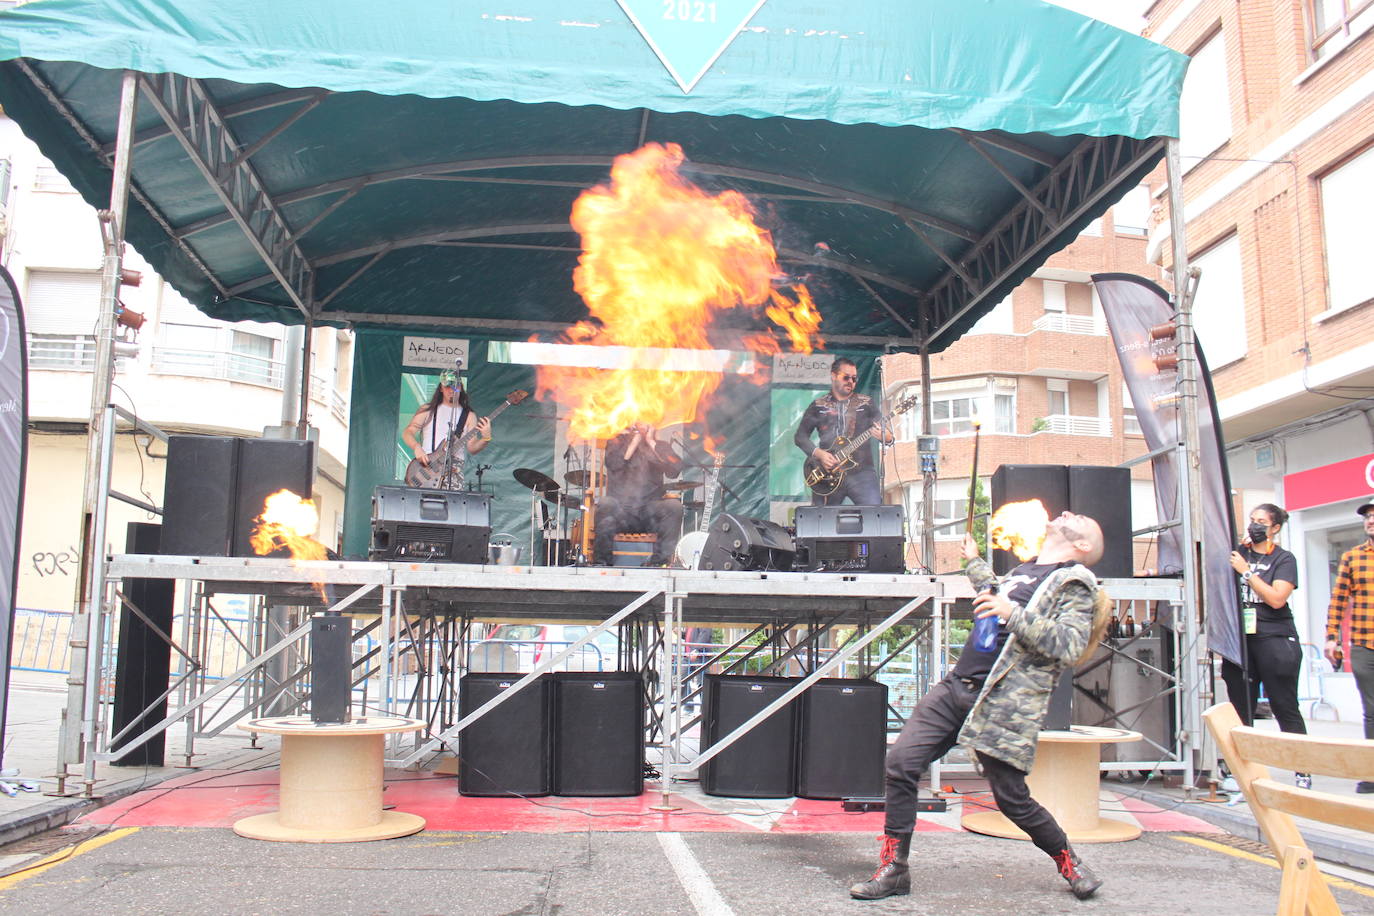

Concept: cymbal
[[663, 480, 700, 491], [544, 492, 582, 510], [564, 469, 606, 489], [513, 468, 560, 492]]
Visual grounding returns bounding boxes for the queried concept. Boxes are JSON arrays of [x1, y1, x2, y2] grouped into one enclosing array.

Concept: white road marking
[[657, 831, 736, 916]]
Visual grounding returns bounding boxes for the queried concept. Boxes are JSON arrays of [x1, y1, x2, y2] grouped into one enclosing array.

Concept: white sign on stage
[[402, 336, 471, 370], [772, 352, 833, 385]]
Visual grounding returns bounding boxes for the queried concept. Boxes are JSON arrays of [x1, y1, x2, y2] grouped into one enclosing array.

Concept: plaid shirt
[[1326, 541, 1374, 649]]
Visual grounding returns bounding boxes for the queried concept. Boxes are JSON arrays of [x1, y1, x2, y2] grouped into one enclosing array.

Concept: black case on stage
[[796, 678, 888, 799], [698, 514, 794, 572], [700, 674, 799, 797], [369, 485, 490, 563], [792, 505, 905, 573]]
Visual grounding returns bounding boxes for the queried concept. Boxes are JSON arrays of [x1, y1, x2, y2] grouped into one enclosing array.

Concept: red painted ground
[[78, 769, 1222, 835]]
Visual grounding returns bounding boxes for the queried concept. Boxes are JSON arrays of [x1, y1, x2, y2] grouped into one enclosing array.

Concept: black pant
[[593, 496, 683, 565], [1221, 634, 1307, 735], [1353, 644, 1374, 741], [883, 673, 977, 833], [976, 752, 1069, 857]]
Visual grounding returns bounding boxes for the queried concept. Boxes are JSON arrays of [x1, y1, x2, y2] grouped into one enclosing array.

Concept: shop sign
[[1283, 452, 1374, 511]]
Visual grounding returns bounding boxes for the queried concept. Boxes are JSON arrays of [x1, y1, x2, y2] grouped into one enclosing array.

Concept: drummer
[[593, 421, 684, 567]]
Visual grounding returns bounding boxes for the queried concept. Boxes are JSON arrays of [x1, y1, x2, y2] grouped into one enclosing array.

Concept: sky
[[1041, 0, 1152, 33]]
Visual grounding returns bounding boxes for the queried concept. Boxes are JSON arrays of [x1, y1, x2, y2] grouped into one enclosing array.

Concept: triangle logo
[[616, 0, 768, 94]]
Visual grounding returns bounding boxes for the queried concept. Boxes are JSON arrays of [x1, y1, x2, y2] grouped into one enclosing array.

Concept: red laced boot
[[1053, 846, 1102, 900], [849, 833, 911, 900]]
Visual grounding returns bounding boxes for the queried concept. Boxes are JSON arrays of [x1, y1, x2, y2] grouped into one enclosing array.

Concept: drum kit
[[509, 462, 742, 566]]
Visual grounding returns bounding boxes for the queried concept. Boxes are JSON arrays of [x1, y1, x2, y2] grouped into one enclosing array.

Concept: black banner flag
[[0, 266, 29, 766], [1093, 273, 1242, 665]]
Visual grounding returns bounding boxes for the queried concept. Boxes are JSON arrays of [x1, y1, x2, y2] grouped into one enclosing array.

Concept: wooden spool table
[[233, 715, 426, 843], [961, 725, 1142, 844]]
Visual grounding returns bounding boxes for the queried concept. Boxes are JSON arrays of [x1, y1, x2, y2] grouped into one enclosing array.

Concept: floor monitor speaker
[[1068, 465, 1133, 579], [233, 438, 316, 557], [459, 673, 553, 797], [700, 674, 798, 798], [796, 678, 888, 799], [553, 672, 643, 796], [698, 514, 794, 572], [990, 464, 1069, 574], [793, 505, 905, 573], [370, 486, 491, 563], [161, 435, 238, 556]]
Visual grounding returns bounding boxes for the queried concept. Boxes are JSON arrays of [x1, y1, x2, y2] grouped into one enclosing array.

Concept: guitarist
[[794, 356, 892, 505], [593, 421, 684, 567], [401, 369, 492, 488]]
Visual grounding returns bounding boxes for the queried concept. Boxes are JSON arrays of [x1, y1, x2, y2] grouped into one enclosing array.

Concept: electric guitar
[[802, 395, 918, 497], [404, 389, 528, 489], [673, 453, 725, 569]]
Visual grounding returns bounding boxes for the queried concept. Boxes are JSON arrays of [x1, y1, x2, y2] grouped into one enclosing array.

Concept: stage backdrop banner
[[1093, 273, 1242, 665], [0, 266, 29, 766]]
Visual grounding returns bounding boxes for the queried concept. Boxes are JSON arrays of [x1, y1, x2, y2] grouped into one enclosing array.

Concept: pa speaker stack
[[161, 435, 316, 557], [697, 514, 794, 572], [457, 672, 643, 797], [990, 463, 1131, 579]]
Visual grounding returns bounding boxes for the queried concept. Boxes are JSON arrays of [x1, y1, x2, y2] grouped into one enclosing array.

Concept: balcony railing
[[151, 346, 284, 388], [1037, 414, 1111, 436], [1032, 313, 1105, 335], [309, 372, 349, 421], [28, 334, 100, 370]]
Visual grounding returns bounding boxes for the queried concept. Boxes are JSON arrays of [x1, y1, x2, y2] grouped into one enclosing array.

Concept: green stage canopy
[[0, 0, 1187, 352]]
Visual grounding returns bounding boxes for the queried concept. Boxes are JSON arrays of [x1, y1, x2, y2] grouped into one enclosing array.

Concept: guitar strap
[[429, 404, 471, 452]]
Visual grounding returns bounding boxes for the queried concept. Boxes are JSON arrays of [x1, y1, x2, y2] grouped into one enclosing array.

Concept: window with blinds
[[24, 269, 102, 369]]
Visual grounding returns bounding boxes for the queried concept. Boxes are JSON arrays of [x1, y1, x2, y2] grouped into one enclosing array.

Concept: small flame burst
[[536, 142, 823, 440], [251, 490, 329, 597], [989, 499, 1050, 560]]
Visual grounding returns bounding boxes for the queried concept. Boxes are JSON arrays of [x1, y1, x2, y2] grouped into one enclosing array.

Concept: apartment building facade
[[882, 190, 1162, 574], [1, 112, 354, 614], [1142, 0, 1373, 673]]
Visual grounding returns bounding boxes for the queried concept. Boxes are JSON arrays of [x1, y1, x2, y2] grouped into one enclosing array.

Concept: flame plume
[[537, 143, 823, 440], [989, 499, 1050, 560], [251, 489, 329, 599]]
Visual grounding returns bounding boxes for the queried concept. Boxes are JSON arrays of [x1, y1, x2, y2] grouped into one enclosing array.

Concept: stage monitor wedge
[[698, 514, 794, 572]]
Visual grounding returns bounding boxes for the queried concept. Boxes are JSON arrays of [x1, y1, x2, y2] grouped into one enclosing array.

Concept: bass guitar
[[673, 452, 725, 569], [404, 388, 529, 489], [802, 395, 918, 497]]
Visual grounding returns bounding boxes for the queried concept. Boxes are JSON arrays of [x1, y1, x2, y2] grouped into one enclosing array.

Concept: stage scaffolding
[[64, 555, 1187, 801]]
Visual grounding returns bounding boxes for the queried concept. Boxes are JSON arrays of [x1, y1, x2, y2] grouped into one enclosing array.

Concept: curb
[[0, 770, 176, 849], [1130, 784, 1374, 873]]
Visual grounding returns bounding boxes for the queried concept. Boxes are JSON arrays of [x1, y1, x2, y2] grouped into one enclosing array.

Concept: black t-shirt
[[952, 559, 1074, 680], [1239, 543, 1299, 639]]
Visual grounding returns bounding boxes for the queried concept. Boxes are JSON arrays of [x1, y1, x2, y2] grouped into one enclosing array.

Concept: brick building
[[1142, 0, 1373, 678], [881, 192, 1163, 573]]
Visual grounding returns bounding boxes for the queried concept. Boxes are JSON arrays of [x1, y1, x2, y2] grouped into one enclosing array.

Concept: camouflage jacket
[[956, 556, 1098, 773]]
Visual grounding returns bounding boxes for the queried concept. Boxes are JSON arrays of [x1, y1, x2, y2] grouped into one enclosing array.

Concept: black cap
[[1359, 499, 1374, 518]]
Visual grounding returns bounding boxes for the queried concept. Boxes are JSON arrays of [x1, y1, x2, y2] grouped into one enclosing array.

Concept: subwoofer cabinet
[[369, 485, 491, 563], [458, 673, 553, 797], [796, 678, 888, 799], [700, 674, 799, 797], [552, 672, 643, 796]]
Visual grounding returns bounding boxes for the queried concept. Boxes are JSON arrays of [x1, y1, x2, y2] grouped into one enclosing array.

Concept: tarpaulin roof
[[0, 0, 1187, 352]]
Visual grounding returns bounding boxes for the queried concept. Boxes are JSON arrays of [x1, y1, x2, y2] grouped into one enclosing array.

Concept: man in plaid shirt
[[1324, 497, 1374, 794]]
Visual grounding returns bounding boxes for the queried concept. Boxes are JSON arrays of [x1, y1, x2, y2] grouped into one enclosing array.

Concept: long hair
[[1074, 586, 1114, 667]]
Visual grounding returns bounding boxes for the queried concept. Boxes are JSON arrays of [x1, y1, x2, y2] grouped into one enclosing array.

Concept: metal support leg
[[652, 591, 684, 812]]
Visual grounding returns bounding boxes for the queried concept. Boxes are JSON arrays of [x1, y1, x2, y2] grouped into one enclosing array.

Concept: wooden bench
[[1203, 702, 1374, 915]]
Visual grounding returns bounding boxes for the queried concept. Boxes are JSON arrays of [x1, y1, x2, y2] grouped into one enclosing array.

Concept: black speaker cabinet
[[161, 435, 238, 556], [793, 505, 905, 573], [233, 438, 316, 557], [1044, 669, 1075, 731], [369, 485, 491, 563], [1068, 465, 1133, 579], [310, 615, 352, 724], [700, 674, 799, 798], [990, 464, 1069, 574], [797, 678, 888, 799], [698, 514, 794, 572], [111, 522, 174, 767], [553, 672, 644, 797], [459, 673, 553, 797]]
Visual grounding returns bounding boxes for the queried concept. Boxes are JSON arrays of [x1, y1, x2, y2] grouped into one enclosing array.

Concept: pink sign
[[1283, 452, 1374, 511]]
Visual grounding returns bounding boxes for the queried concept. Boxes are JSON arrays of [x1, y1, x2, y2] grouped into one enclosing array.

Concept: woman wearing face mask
[[1221, 503, 1310, 788]]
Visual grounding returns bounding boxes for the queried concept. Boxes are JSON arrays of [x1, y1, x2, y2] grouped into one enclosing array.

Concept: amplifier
[[792, 505, 905, 573], [369, 486, 491, 563]]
